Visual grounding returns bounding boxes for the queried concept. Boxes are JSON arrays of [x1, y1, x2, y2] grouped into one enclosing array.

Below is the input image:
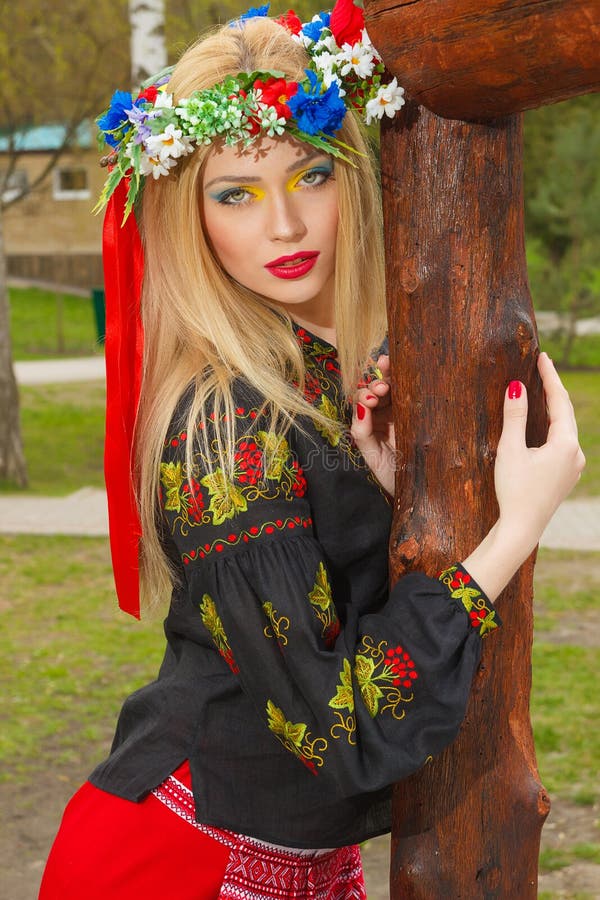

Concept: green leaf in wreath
[[329, 658, 355, 713], [160, 461, 184, 512], [200, 469, 247, 524]]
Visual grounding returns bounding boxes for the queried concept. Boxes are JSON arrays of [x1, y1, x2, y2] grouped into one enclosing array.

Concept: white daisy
[[365, 78, 405, 125], [338, 42, 376, 80], [145, 123, 194, 162]]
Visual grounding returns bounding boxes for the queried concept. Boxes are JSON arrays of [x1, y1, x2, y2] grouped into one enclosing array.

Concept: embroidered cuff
[[438, 563, 501, 638]]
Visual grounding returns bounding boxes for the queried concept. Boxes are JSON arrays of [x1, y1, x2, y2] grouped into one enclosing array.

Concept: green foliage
[[9, 286, 101, 360], [524, 96, 600, 365]]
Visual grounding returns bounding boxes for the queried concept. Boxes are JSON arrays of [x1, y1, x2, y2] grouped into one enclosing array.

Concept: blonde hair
[[137, 16, 387, 608]]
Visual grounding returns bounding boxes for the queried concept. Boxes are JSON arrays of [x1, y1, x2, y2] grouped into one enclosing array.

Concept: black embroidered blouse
[[89, 323, 499, 849]]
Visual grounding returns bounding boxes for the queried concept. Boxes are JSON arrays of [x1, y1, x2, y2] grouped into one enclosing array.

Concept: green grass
[[560, 372, 600, 497], [0, 381, 106, 495], [9, 286, 102, 360], [0, 535, 164, 778]]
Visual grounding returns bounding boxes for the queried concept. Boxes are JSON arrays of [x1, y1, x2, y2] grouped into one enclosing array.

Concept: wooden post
[[381, 104, 547, 898], [364, 0, 600, 895]]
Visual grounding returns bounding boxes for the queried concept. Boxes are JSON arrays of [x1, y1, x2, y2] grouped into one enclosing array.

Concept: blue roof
[[0, 120, 93, 152]]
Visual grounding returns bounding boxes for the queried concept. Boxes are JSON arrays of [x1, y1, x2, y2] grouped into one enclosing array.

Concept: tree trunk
[[0, 210, 27, 487], [129, 0, 167, 88], [381, 104, 549, 897]]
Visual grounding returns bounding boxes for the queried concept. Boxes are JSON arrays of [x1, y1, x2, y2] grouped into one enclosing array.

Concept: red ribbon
[[102, 181, 145, 618]]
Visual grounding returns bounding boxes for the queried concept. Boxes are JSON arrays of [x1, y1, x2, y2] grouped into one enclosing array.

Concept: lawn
[[0, 381, 106, 495], [9, 286, 102, 360]]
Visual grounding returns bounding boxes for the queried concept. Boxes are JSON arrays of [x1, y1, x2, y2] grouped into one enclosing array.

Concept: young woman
[[40, 3, 585, 898]]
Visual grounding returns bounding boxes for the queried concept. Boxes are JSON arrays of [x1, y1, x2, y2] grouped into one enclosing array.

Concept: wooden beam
[[366, 0, 600, 120]]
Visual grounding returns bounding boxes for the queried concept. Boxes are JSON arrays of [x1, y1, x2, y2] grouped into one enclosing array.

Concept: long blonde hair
[[137, 16, 387, 608]]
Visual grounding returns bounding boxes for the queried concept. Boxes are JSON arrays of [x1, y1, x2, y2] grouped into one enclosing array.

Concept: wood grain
[[381, 103, 550, 897], [365, 0, 600, 120]]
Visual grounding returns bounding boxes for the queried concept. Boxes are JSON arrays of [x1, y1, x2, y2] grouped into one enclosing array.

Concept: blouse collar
[[292, 321, 338, 359]]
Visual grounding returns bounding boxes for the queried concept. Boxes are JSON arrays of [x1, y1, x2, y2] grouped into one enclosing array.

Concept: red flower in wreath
[[254, 76, 298, 121], [137, 85, 158, 104], [275, 9, 303, 34], [330, 0, 365, 47]]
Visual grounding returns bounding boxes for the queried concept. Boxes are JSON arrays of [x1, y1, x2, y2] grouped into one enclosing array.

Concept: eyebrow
[[204, 149, 331, 190]]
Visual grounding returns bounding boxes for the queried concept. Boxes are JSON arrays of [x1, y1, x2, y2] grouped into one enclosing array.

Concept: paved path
[[8, 355, 599, 547], [15, 356, 105, 385], [0, 487, 598, 547]]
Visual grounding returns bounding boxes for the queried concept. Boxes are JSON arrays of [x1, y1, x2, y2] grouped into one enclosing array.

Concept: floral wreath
[[96, 0, 405, 220]]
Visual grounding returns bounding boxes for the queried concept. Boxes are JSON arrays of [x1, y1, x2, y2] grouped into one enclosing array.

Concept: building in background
[[1, 122, 104, 291]]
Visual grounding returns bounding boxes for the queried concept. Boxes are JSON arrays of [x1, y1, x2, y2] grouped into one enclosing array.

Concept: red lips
[[264, 251, 320, 280]]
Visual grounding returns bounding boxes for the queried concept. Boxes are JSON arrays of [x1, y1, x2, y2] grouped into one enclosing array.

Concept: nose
[[267, 190, 307, 243]]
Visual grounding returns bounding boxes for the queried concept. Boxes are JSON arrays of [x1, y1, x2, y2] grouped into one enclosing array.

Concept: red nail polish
[[356, 403, 366, 420], [365, 394, 376, 401], [508, 380, 522, 399]]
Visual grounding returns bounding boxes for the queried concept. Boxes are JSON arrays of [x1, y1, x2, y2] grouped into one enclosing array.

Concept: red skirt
[[39, 761, 366, 899]]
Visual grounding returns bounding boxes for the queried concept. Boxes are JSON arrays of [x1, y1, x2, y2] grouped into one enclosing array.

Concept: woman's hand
[[494, 351, 585, 544], [463, 351, 585, 602], [350, 354, 396, 496]]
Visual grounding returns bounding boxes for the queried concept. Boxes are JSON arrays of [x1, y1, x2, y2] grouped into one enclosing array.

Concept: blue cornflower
[[287, 69, 346, 136], [301, 13, 331, 43], [239, 4, 270, 20], [97, 90, 135, 147]]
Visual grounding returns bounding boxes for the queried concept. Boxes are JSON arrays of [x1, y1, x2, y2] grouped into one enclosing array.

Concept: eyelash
[[216, 166, 334, 207]]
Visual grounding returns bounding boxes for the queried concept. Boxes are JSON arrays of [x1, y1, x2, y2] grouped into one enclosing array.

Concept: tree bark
[[0, 210, 27, 487], [129, 0, 167, 88], [381, 104, 549, 897]]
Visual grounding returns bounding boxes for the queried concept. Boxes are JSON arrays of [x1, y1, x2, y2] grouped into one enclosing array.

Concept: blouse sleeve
[[159, 386, 501, 798]]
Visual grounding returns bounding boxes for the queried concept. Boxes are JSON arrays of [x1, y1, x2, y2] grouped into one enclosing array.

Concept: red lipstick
[[265, 251, 319, 280]]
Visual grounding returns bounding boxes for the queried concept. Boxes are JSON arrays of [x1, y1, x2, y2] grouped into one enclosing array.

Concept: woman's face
[[202, 135, 339, 322]]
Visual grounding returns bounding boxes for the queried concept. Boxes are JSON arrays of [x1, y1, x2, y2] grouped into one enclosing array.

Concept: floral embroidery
[[308, 562, 341, 647], [181, 515, 313, 564], [262, 602, 290, 646], [201, 469, 248, 525], [315, 394, 342, 447], [354, 635, 418, 720], [199, 594, 239, 673], [266, 700, 328, 775], [160, 462, 207, 531], [438, 565, 499, 637], [328, 658, 356, 745]]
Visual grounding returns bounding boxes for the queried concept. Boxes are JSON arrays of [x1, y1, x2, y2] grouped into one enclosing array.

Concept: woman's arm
[[352, 352, 586, 602]]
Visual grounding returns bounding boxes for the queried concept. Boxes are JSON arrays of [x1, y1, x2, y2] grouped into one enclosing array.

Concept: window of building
[[1, 169, 29, 203], [53, 167, 90, 200]]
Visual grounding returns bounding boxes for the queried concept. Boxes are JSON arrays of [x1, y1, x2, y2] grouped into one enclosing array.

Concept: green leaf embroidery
[[314, 395, 341, 447], [199, 594, 227, 648], [266, 700, 307, 751], [308, 562, 333, 612], [200, 468, 247, 524], [450, 586, 481, 611], [329, 659, 355, 713], [354, 654, 383, 718], [160, 461, 184, 512], [256, 431, 290, 480], [479, 612, 499, 636]]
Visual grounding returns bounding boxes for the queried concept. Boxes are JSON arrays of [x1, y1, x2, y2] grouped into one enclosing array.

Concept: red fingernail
[[356, 403, 366, 420], [508, 380, 522, 399], [366, 394, 376, 400]]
